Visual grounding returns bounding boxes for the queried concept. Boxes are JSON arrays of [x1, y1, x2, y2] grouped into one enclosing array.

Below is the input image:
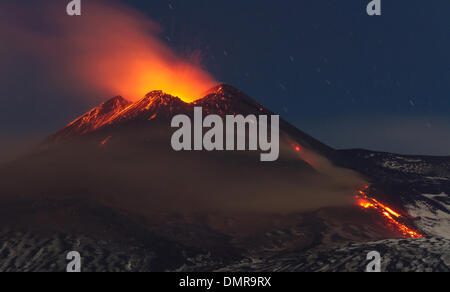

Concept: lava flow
[[291, 143, 423, 239], [356, 187, 423, 239]]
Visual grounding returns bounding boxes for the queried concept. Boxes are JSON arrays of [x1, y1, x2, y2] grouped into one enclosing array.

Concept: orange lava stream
[[99, 136, 112, 147], [290, 143, 423, 239], [356, 188, 423, 239]]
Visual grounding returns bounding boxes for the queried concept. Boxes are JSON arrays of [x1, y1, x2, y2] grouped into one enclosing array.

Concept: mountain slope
[[0, 84, 440, 272], [48, 96, 132, 142], [46, 84, 335, 158], [2, 83, 367, 224]]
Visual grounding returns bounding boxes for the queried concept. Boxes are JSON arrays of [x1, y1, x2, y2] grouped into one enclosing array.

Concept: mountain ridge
[[46, 83, 335, 157]]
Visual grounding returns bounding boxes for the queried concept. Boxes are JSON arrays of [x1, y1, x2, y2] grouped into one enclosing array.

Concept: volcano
[[46, 84, 334, 158], [29, 83, 358, 216], [0, 84, 446, 272]]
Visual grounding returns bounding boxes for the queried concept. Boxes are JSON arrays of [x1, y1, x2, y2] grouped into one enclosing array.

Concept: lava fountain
[[1, 1, 218, 104]]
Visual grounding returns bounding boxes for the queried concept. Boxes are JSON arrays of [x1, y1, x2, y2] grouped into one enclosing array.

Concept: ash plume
[[0, 0, 217, 103]]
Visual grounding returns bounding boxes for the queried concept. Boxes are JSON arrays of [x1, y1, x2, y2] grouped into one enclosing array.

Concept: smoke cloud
[[0, 0, 217, 103]]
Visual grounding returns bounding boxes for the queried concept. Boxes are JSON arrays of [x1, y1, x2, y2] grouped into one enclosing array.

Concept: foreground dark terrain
[[0, 85, 448, 272]]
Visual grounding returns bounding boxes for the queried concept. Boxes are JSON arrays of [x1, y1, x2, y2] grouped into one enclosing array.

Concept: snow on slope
[[406, 193, 450, 239], [176, 237, 450, 272]]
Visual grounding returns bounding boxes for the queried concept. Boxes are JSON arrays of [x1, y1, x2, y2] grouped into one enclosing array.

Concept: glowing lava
[[356, 187, 423, 239], [290, 143, 423, 239], [99, 136, 112, 148], [111, 60, 217, 103]]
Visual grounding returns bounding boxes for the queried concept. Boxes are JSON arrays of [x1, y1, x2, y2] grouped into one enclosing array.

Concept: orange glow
[[96, 56, 217, 103], [38, 2, 217, 103], [2, 2, 218, 104], [357, 199, 374, 209], [289, 143, 423, 239], [99, 136, 112, 147], [356, 190, 423, 239]]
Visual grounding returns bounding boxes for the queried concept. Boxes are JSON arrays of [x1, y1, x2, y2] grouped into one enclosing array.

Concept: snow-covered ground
[[406, 193, 450, 239], [177, 237, 450, 272]]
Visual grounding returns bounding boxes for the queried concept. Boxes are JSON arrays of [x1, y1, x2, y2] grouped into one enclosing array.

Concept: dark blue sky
[[125, 0, 450, 155], [1, 0, 449, 158]]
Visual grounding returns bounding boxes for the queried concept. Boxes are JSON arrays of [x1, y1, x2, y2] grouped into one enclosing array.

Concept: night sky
[[0, 0, 449, 161]]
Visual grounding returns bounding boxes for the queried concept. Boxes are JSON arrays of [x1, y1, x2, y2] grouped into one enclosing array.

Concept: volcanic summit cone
[[46, 84, 334, 158]]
